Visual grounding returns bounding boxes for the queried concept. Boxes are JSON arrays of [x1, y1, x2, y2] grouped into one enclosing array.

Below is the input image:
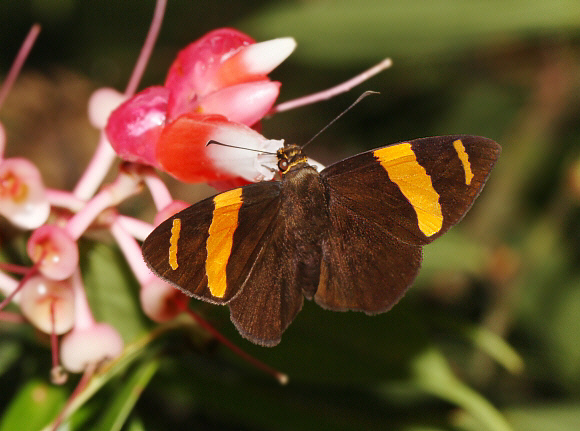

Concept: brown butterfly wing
[[315, 135, 500, 312]]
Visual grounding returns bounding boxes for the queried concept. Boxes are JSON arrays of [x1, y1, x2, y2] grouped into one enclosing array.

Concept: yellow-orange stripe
[[374, 143, 443, 237], [206, 188, 243, 298], [169, 218, 181, 270], [453, 139, 474, 185]]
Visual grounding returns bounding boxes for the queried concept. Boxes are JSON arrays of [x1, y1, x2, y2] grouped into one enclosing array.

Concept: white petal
[[239, 37, 297, 75]]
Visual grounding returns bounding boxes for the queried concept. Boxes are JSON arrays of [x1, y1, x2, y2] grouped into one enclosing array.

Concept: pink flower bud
[[88, 87, 127, 129], [19, 276, 75, 334], [60, 322, 124, 373], [27, 225, 79, 281], [140, 278, 189, 322], [0, 158, 50, 229]]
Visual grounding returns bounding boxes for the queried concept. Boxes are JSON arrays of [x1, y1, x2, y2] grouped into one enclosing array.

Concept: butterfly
[[142, 135, 500, 346]]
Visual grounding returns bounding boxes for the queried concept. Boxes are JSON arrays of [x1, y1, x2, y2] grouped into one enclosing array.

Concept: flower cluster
[[106, 27, 294, 187], [0, 1, 391, 403]]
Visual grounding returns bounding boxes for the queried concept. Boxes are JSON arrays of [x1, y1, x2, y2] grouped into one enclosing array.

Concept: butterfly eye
[[278, 159, 289, 172]]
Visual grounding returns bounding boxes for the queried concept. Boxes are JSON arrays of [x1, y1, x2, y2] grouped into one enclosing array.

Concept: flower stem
[[110, 220, 152, 284]]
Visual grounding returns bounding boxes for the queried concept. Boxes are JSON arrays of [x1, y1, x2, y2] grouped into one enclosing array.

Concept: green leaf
[[411, 348, 513, 431], [0, 379, 67, 431], [0, 340, 21, 377], [504, 403, 580, 431], [463, 325, 524, 375], [87, 359, 160, 431]]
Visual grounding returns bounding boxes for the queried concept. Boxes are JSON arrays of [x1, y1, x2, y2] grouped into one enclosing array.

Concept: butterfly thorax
[[277, 144, 309, 174]]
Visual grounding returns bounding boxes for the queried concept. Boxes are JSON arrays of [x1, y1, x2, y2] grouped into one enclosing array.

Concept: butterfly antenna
[[206, 140, 278, 155], [301, 90, 379, 150]]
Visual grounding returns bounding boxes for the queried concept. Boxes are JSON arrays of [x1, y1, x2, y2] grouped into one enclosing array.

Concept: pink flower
[[0, 157, 50, 229], [106, 28, 295, 185], [19, 275, 75, 335]]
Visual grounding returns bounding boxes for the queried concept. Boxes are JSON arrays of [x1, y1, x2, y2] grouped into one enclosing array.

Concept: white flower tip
[[242, 37, 297, 75], [380, 57, 393, 69], [88, 88, 127, 129], [277, 373, 289, 385]]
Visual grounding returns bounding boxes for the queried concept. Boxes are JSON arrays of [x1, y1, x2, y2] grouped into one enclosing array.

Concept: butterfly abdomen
[[280, 164, 330, 298]]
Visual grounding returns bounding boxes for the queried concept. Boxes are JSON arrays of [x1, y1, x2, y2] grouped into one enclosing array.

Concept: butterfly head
[[277, 144, 308, 174]]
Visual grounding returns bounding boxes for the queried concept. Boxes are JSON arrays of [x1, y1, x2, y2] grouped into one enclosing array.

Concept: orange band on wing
[[374, 144, 443, 237], [206, 188, 243, 298], [453, 139, 474, 185], [169, 218, 181, 270]]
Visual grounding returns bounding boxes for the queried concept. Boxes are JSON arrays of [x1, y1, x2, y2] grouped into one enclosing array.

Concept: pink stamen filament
[[110, 221, 151, 285], [71, 0, 167, 201], [271, 58, 392, 114], [0, 311, 25, 323], [50, 300, 59, 369], [0, 262, 33, 275], [124, 0, 167, 97], [143, 172, 173, 211], [185, 308, 288, 385], [0, 258, 42, 311], [70, 270, 95, 331], [67, 172, 141, 240], [50, 363, 96, 431], [0, 24, 41, 111]]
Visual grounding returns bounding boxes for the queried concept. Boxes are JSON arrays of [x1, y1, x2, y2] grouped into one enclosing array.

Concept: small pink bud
[[27, 225, 79, 281], [19, 276, 75, 334], [60, 322, 124, 373], [140, 278, 189, 322], [105, 86, 169, 166], [0, 158, 50, 229], [88, 87, 127, 129]]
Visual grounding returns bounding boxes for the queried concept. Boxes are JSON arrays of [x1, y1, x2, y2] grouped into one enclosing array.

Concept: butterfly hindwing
[[315, 197, 423, 313], [227, 215, 305, 346], [320, 135, 501, 245]]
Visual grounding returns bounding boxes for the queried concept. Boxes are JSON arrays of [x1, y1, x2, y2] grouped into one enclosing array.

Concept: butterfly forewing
[[142, 182, 281, 304], [320, 135, 501, 245]]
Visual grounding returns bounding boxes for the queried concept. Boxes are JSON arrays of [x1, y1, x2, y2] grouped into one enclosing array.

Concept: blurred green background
[[1, 1, 580, 430]]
